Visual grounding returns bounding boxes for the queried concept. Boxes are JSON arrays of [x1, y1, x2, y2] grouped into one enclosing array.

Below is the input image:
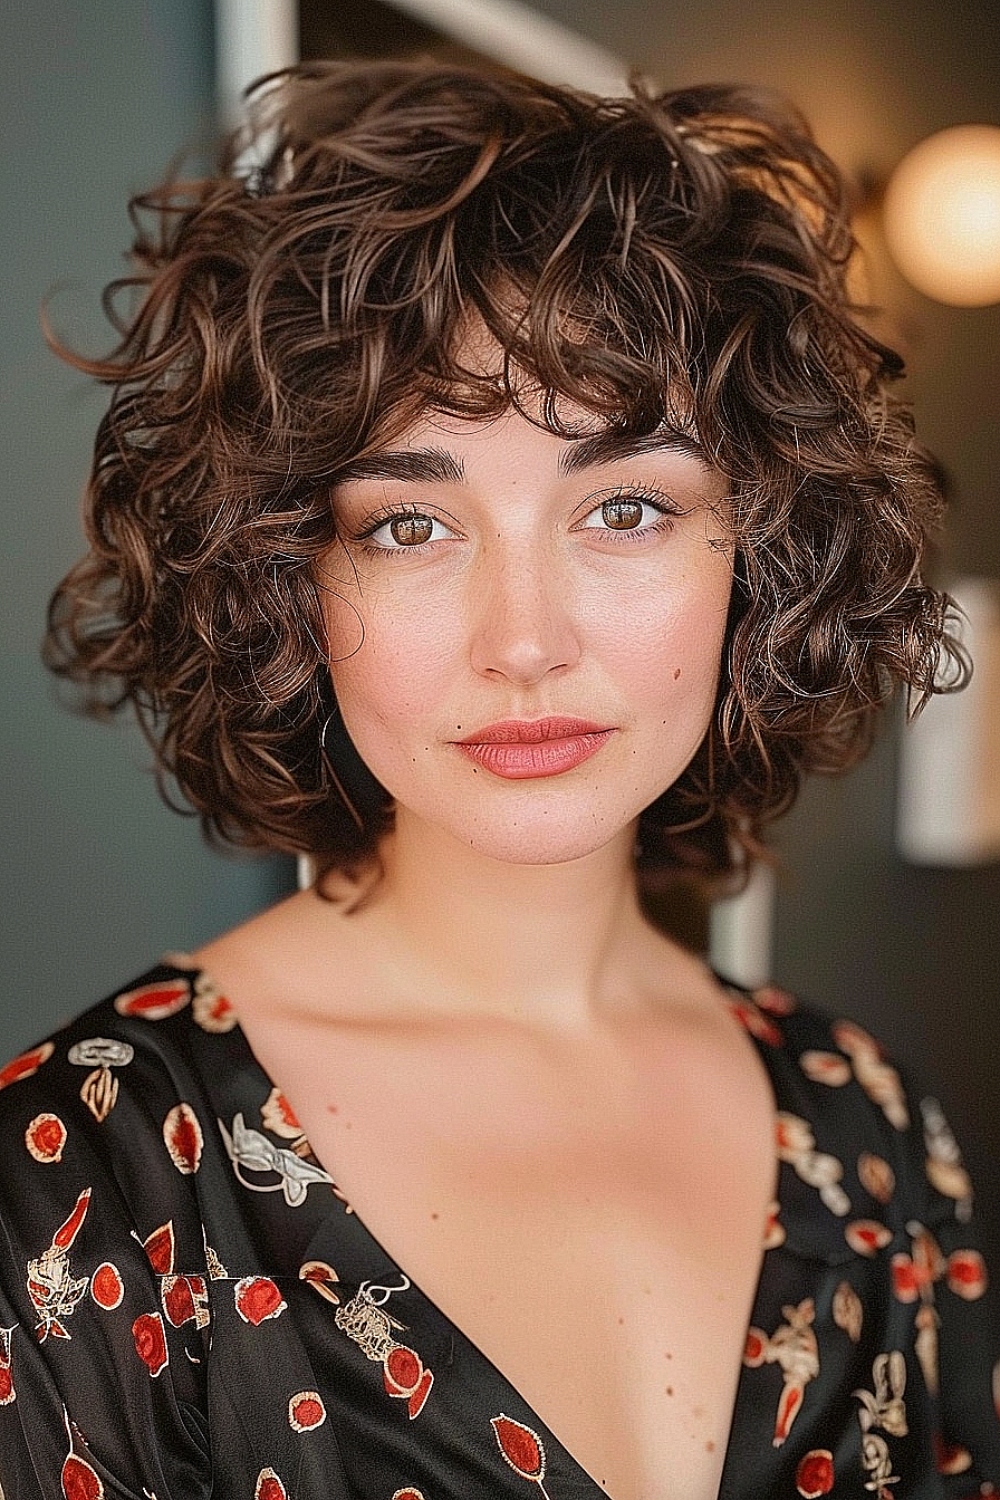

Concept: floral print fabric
[[0, 957, 997, 1499]]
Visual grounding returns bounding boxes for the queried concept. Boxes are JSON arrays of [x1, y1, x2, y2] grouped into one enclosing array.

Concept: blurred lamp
[[882, 124, 1000, 306]]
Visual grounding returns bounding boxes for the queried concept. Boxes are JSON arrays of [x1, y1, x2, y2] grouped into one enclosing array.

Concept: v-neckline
[[187, 959, 777, 1500]]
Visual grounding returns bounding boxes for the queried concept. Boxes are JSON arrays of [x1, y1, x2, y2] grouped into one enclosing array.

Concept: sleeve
[[893, 1062, 1000, 1496], [0, 1038, 212, 1500]]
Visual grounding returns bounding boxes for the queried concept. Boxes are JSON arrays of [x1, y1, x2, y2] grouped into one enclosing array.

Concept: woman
[[0, 58, 996, 1500]]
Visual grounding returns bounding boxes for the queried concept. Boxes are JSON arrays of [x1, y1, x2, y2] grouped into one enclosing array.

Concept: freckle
[[693, 1405, 704, 1419], [666, 1386, 674, 1396], [430, 1211, 439, 1220], [673, 668, 681, 680], [643, 1286, 651, 1295], [705, 1441, 715, 1453], [345, 1121, 352, 1129], [617, 1316, 624, 1325]]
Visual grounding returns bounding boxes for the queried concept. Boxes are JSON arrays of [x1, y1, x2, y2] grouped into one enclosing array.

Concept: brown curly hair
[[42, 57, 965, 896]]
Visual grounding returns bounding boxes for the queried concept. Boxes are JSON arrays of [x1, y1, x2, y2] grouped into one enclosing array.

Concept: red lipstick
[[454, 717, 615, 779]]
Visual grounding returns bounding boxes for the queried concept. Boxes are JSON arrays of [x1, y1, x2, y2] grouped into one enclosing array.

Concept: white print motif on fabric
[[832, 1281, 864, 1343], [0, 1324, 15, 1406], [491, 1413, 553, 1497], [853, 1351, 908, 1493], [857, 1153, 895, 1204], [26, 1188, 91, 1342], [68, 1037, 135, 1123], [831, 1021, 909, 1130], [334, 1274, 434, 1419], [191, 973, 238, 1034], [218, 1112, 334, 1206], [744, 1298, 820, 1446], [920, 1096, 974, 1221], [776, 1113, 850, 1216]]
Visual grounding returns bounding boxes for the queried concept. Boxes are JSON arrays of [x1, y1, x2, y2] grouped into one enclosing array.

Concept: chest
[[239, 1012, 778, 1500]]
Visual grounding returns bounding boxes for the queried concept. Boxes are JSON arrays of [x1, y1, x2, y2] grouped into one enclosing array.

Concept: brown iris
[[390, 514, 434, 546], [602, 497, 644, 530]]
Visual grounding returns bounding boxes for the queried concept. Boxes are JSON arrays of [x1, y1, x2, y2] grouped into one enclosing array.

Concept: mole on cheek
[[673, 668, 681, 680]]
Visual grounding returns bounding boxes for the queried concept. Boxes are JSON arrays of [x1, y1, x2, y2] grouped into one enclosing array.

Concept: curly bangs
[[43, 56, 965, 894]]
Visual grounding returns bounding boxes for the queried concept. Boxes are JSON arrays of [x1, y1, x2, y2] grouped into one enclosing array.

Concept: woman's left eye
[[578, 492, 678, 540]]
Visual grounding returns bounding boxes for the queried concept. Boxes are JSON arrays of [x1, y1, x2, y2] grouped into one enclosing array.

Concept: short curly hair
[[43, 57, 965, 895]]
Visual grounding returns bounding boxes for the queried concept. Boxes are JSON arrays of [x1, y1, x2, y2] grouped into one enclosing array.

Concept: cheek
[[323, 589, 456, 728], [590, 569, 731, 710]]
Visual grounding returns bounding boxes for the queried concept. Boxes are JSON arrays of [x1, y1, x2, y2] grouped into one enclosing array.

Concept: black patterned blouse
[[0, 956, 998, 1500]]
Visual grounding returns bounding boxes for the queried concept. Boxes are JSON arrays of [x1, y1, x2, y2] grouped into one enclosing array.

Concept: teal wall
[[0, 0, 291, 1055]]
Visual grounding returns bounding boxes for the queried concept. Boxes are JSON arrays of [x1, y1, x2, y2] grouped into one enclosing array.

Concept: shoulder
[[724, 978, 971, 1233], [0, 957, 232, 1268]]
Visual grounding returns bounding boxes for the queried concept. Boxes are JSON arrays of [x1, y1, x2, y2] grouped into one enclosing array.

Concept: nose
[[468, 540, 582, 685]]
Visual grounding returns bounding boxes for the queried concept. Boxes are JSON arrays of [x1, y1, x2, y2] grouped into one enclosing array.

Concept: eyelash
[[346, 488, 682, 559]]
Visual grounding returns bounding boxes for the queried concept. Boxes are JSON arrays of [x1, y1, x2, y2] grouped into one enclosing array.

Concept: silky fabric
[[0, 957, 997, 1499]]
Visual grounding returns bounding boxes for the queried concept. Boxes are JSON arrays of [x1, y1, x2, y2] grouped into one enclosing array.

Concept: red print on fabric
[[795, 1448, 835, 1496], [234, 1277, 287, 1326], [162, 1274, 210, 1329], [744, 1298, 820, 1446], [0, 1324, 15, 1405], [726, 996, 783, 1047], [27, 1188, 92, 1341], [113, 979, 190, 1021], [90, 1262, 125, 1311], [491, 1414, 552, 1494], [25, 1111, 67, 1162], [260, 1085, 308, 1149], [68, 1038, 135, 1123], [0, 1040, 54, 1090], [60, 1410, 104, 1500], [254, 1469, 288, 1500], [132, 1312, 169, 1377], [162, 1102, 204, 1174], [392, 1490, 427, 1500], [299, 1259, 342, 1305], [333, 1275, 434, 1419], [142, 1221, 176, 1274], [288, 1390, 327, 1431], [845, 1220, 893, 1256]]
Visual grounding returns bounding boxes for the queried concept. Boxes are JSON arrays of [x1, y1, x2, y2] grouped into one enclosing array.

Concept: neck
[[358, 807, 687, 1034]]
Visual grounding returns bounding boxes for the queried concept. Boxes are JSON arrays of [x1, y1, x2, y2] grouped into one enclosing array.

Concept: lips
[[454, 717, 615, 780], [457, 716, 610, 744]]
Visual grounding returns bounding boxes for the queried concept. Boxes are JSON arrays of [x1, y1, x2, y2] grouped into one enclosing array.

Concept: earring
[[319, 702, 366, 834]]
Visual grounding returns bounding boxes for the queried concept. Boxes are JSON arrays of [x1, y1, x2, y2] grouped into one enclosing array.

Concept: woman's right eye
[[356, 510, 456, 553]]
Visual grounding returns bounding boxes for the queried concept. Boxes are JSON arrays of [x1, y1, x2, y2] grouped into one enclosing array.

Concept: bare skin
[[192, 401, 779, 1500]]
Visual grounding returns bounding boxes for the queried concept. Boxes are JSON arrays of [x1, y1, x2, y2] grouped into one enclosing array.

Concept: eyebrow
[[334, 447, 465, 484], [333, 430, 710, 487]]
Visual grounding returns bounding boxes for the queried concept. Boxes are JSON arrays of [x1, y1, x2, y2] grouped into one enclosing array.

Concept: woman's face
[[319, 401, 734, 867]]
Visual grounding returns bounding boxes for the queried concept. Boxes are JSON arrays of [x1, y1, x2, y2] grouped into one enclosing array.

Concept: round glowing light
[[883, 124, 1000, 306]]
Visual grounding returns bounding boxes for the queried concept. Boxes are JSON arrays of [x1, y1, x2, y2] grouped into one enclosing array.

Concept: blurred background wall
[[0, 0, 292, 1056], [3, 0, 997, 1257]]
